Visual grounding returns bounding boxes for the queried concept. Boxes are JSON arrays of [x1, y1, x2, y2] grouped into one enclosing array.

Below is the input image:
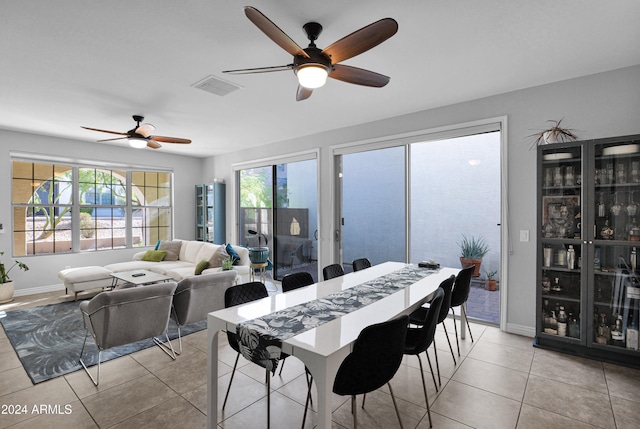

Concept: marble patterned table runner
[[236, 264, 437, 372]]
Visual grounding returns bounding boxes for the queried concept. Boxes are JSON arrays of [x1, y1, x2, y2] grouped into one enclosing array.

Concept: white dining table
[[206, 261, 459, 429]]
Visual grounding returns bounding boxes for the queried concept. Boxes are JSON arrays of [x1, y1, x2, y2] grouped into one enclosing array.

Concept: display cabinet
[[536, 134, 640, 366], [195, 181, 225, 244]]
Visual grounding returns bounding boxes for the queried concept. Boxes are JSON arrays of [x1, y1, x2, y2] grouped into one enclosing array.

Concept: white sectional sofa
[[58, 240, 252, 299], [104, 240, 251, 281]]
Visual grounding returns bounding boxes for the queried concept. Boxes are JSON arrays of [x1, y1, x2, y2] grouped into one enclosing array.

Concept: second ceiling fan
[[223, 7, 398, 101]]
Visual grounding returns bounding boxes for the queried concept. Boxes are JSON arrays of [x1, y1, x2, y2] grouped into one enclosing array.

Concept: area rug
[[0, 300, 206, 384]]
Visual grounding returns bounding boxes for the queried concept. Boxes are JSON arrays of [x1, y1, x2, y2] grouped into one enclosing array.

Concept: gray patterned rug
[[0, 301, 206, 384]]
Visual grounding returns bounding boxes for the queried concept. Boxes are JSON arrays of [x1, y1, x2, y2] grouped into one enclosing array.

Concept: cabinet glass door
[[591, 140, 640, 352], [539, 145, 583, 341]]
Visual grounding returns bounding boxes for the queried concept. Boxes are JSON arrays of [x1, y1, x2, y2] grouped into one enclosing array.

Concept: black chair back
[[352, 258, 372, 272], [322, 263, 345, 281], [333, 315, 409, 396], [404, 287, 444, 355], [281, 272, 314, 293], [450, 266, 475, 307], [224, 282, 268, 353], [436, 275, 456, 324]]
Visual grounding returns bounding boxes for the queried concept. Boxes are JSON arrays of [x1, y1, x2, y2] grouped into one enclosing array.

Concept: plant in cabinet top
[[458, 235, 489, 259], [0, 251, 29, 283]]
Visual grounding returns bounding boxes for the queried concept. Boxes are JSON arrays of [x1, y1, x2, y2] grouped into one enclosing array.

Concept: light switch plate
[[520, 230, 529, 242]]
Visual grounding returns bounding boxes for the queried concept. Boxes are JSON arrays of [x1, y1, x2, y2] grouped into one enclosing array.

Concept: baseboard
[[13, 284, 65, 297], [506, 322, 535, 338]]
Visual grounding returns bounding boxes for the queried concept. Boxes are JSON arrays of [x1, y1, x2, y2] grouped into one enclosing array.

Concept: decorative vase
[[249, 247, 269, 264], [0, 281, 15, 304], [460, 257, 482, 277]]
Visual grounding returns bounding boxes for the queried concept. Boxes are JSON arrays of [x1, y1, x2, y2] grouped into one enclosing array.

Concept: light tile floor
[[1, 291, 640, 429]]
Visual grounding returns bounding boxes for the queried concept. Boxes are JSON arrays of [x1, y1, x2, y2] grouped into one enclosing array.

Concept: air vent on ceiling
[[192, 75, 242, 96]]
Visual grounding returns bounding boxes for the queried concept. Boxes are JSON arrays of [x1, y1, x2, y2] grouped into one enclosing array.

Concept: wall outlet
[[520, 230, 530, 242]]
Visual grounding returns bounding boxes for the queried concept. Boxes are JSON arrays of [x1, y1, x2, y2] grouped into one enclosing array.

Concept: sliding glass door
[[238, 157, 318, 281]]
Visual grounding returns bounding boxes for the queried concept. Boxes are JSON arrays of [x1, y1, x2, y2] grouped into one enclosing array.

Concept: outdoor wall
[[0, 129, 203, 294], [206, 64, 640, 335]]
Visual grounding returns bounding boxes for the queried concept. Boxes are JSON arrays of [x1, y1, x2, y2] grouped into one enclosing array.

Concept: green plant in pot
[[458, 235, 489, 277], [247, 229, 269, 264], [483, 269, 498, 291], [221, 258, 234, 271], [1, 251, 29, 304]]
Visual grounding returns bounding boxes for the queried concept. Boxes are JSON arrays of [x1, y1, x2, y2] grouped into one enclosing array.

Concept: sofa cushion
[[104, 260, 159, 272], [195, 242, 218, 263], [226, 244, 241, 265], [194, 259, 209, 275], [158, 240, 182, 261], [180, 240, 206, 264], [141, 250, 167, 262], [209, 246, 229, 268]]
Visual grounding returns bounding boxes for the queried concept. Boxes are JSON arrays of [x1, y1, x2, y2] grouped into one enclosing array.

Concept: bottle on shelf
[[631, 247, 638, 272], [544, 309, 558, 335], [557, 306, 568, 336], [627, 313, 639, 351], [611, 313, 625, 346], [567, 245, 575, 270], [596, 313, 611, 345], [552, 277, 562, 293], [542, 276, 551, 293], [568, 312, 580, 338]]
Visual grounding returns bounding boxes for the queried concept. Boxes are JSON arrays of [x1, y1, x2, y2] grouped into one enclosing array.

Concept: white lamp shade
[[297, 65, 328, 89], [128, 138, 148, 149], [136, 123, 155, 137]]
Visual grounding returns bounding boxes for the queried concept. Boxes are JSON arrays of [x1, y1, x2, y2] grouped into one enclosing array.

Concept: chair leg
[[451, 307, 461, 357], [267, 370, 271, 429], [462, 304, 474, 342], [79, 331, 102, 386], [424, 351, 438, 392], [351, 395, 358, 429], [223, 353, 240, 410], [279, 356, 286, 375], [153, 332, 177, 360], [416, 355, 432, 428], [442, 323, 457, 366], [387, 383, 405, 429], [302, 374, 314, 429], [433, 338, 441, 386]]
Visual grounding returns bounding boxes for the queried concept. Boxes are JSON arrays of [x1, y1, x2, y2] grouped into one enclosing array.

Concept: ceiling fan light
[[297, 65, 329, 89], [136, 123, 155, 137], [128, 137, 147, 149]]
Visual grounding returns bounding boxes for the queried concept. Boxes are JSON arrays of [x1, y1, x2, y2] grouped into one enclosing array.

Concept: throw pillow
[[209, 246, 229, 268], [141, 250, 167, 262], [194, 259, 210, 275], [225, 244, 241, 265], [158, 240, 182, 261]]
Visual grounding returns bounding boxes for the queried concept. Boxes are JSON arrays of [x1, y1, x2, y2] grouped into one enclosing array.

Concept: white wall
[[0, 130, 203, 294], [205, 65, 640, 334]]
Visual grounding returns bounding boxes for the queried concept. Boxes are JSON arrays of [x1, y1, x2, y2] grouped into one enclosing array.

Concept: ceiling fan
[[81, 115, 191, 149], [223, 7, 398, 101]]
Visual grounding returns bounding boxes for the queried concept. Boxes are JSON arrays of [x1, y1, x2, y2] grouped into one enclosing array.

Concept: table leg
[[207, 327, 220, 429]]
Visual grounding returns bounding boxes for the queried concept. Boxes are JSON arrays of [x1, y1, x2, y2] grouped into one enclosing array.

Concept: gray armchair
[[79, 281, 178, 385], [170, 270, 237, 354]]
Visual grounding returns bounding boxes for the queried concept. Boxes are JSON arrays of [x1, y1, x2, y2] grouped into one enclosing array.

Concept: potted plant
[[458, 235, 489, 277], [0, 251, 29, 304], [528, 119, 578, 149], [483, 269, 498, 291], [221, 258, 234, 271]]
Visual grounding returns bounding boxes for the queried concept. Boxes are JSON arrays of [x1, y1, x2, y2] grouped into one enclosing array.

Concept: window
[[11, 159, 173, 256]]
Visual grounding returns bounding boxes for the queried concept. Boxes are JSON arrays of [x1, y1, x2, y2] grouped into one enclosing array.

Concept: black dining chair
[[404, 287, 444, 429], [409, 275, 456, 387], [303, 315, 410, 429], [322, 263, 344, 280], [352, 258, 372, 272], [449, 266, 476, 356], [223, 281, 285, 429], [281, 271, 314, 293]]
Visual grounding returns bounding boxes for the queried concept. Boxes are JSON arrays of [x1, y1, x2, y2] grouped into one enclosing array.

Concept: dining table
[[206, 261, 459, 429]]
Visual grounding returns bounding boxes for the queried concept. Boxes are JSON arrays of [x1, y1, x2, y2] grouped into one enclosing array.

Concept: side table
[[250, 262, 268, 283]]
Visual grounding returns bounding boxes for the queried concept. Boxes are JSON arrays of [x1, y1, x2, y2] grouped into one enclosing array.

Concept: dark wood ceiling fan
[[223, 7, 398, 101], [81, 115, 191, 149]]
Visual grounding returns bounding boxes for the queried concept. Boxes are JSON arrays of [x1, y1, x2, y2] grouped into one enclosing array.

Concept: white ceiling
[[2, 1, 639, 158]]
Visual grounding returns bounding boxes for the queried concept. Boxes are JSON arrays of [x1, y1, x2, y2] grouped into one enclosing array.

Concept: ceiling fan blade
[[135, 123, 156, 138], [330, 64, 390, 87], [244, 7, 310, 58], [96, 137, 128, 142], [147, 140, 162, 149], [223, 64, 293, 75], [150, 135, 192, 144], [322, 18, 398, 64], [81, 126, 128, 136], [296, 85, 313, 101]]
